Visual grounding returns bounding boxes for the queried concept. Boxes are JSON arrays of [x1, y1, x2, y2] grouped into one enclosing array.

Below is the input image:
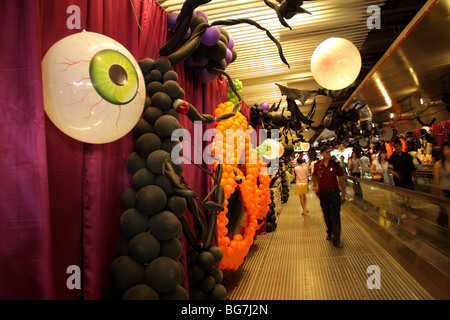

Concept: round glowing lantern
[[42, 30, 145, 143], [310, 37, 362, 90], [379, 127, 393, 142], [301, 142, 310, 151]]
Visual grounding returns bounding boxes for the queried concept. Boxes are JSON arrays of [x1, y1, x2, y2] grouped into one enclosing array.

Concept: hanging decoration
[[310, 37, 362, 90], [160, 0, 291, 86], [213, 102, 271, 271], [41, 30, 146, 144], [263, 0, 312, 30]]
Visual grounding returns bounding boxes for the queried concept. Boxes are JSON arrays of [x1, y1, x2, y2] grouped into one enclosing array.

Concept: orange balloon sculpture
[[213, 102, 271, 271], [385, 139, 407, 159]]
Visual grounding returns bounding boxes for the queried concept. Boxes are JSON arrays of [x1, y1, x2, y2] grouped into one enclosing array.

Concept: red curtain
[[0, 0, 229, 299]]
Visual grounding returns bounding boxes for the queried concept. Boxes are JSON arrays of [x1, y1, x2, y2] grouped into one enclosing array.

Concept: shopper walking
[[313, 145, 346, 248], [360, 153, 371, 178], [348, 152, 363, 177], [339, 155, 348, 175], [370, 149, 392, 184], [389, 139, 417, 207], [292, 157, 309, 216]]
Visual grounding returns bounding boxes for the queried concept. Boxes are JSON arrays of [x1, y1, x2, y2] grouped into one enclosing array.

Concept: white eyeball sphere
[[42, 31, 145, 144], [310, 37, 362, 90]]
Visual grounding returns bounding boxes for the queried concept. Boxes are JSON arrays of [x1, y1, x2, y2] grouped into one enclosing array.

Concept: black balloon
[[160, 238, 183, 260], [119, 208, 149, 238], [147, 81, 163, 97], [122, 283, 160, 300], [207, 41, 227, 62], [144, 106, 163, 125], [208, 283, 227, 300], [163, 70, 179, 82], [198, 251, 215, 270], [209, 246, 223, 264], [159, 285, 188, 300], [199, 275, 216, 292], [132, 118, 154, 140], [128, 232, 161, 264], [136, 133, 162, 158], [139, 58, 155, 74], [154, 115, 181, 139], [149, 69, 163, 82], [152, 92, 172, 111], [148, 210, 182, 241], [110, 255, 145, 292], [188, 264, 205, 284], [145, 257, 181, 294], [132, 168, 156, 191], [162, 80, 181, 98], [155, 57, 172, 74], [146, 150, 170, 174], [165, 195, 187, 218], [135, 185, 167, 216]]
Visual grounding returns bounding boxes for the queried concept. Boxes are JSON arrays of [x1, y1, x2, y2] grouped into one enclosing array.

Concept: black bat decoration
[[275, 83, 351, 105], [286, 97, 314, 126], [264, 0, 312, 30]]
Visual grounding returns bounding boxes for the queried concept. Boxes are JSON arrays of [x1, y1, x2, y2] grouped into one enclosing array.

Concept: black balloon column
[[106, 57, 226, 300]]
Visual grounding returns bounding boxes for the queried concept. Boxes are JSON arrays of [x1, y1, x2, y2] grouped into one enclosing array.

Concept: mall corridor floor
[[224, 188, 433, 300]]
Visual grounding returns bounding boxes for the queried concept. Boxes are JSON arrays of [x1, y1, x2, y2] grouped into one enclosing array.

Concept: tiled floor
[[224, 188, 433, 300]]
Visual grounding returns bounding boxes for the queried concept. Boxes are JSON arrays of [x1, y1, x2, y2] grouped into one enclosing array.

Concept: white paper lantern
[[379, 127, 393, 141], [310, 37, 362, 90], [42, 30, 145, 144], [300, 142, 310, 151]]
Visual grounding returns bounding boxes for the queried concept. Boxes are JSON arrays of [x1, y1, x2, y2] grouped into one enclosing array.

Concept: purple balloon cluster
[[167, 11, 237, 84]]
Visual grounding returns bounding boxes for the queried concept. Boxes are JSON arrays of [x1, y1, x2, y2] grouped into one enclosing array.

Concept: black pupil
[[109, 64, 128, 86]]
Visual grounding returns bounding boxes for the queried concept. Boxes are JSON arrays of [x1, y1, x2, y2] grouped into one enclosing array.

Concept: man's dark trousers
[[317, 187, 341, 241]]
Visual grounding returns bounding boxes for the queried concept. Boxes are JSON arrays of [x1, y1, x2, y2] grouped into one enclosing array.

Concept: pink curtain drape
[[0, 0, 229, 299]]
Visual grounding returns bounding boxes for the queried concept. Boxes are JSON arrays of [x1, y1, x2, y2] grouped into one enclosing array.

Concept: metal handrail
[[345, 175, 450, 208]]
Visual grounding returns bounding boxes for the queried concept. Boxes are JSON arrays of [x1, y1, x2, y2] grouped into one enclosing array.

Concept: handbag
[[371, 174, 383, 181], [371, 162, 383, 181]]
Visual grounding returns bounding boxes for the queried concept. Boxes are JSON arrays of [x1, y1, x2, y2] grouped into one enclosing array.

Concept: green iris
[[89, 49, 139, 105]]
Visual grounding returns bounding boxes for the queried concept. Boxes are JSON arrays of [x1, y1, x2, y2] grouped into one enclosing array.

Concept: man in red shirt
[[312, 145, 346, 248]]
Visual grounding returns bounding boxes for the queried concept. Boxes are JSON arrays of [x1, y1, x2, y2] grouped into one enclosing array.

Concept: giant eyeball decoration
[[379, 127, 393, 142], [42, 30, 145, 143], [258, 139, 285, 160], [310, 37, 361, 90]]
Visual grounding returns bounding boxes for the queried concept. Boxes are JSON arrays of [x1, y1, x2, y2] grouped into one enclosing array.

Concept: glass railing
[[345, 176, 450, 265]]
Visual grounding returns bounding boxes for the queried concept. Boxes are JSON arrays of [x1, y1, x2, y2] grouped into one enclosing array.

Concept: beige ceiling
[[158, 0, 386, 134]]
